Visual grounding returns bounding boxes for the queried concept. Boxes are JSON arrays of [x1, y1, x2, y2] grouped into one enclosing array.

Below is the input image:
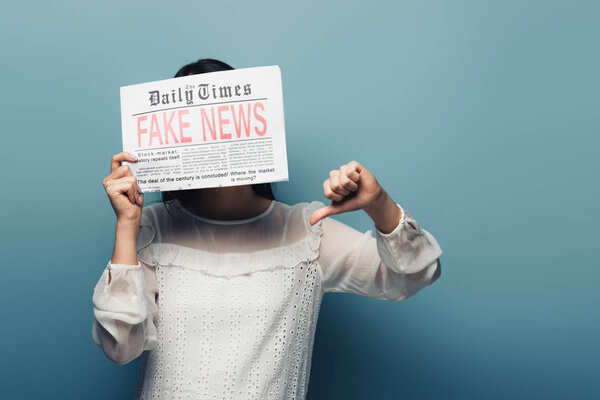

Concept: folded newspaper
[[120, 65, 289, 192]]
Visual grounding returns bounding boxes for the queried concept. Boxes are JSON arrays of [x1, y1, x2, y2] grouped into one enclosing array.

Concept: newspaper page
[[120, 66, 288, 192]]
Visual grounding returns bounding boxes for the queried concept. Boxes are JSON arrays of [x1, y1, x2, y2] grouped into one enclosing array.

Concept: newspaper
[[120, 66, 288, 192]]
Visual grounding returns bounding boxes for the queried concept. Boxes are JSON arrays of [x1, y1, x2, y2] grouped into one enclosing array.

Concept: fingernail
[[128, 152, 138, 161]]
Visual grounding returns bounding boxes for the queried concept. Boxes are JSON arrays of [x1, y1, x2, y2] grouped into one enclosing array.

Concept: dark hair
[[161, 59, 276, 203]]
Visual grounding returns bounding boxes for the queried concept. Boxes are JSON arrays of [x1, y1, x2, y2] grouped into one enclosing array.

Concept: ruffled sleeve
[[304, 200, 442, 301], [91, 210, 159, 364]]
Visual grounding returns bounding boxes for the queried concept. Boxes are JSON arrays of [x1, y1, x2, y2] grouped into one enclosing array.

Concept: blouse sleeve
[[307, 201, 442, 301], [91, 211, 158, 365]]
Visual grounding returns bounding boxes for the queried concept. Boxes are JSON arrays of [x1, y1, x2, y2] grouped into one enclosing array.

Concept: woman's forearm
[[111, 219, 139, 266]]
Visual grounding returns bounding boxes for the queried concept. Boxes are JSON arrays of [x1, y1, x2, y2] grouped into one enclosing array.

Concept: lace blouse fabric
[[92, 199, 442, 400]]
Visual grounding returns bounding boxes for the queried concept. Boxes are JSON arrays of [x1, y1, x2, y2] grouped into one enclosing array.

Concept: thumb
[[309, 203, 342, 226]]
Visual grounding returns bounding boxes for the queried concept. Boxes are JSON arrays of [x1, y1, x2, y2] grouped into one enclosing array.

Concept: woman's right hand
[[103, 152, 144, 222]]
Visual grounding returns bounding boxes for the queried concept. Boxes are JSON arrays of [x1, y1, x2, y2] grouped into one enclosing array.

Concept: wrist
[[363, 190, 402, 234], [116, 219, 139, 238], [363, 186, 388, 216]]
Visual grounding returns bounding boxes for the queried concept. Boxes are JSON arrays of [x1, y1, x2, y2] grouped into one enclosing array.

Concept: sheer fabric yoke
[[136, 198, 322, 278]]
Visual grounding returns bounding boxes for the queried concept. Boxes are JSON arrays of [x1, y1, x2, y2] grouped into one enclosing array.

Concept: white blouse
[[92, 198, 442, 400]]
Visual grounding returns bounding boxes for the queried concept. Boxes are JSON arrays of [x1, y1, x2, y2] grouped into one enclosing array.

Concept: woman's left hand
[[310, 160, 385, 225]]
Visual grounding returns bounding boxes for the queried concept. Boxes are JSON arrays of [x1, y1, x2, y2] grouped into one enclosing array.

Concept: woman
[[92, 59, 443, 399]]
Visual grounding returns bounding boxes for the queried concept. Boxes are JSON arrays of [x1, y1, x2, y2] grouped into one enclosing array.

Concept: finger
[[347, 160, 363, 176], [107, 181, 135, 205], [329, 169, 350, 196], [111, 151, 138, 174], [310, 201, 353, 225], [339, 164, 359, 192], [310, 205, 338, 225], [323, 179, 344, 202], [108, 177, 138, 205], [345, 162, 361, 183], [133, 181, 143, 205], [102, 165, 135, 192], [108, 164, 134, 181], [125, 177, 141, 205], [134, 182, 142, 205], [122, 178, 137, 205]]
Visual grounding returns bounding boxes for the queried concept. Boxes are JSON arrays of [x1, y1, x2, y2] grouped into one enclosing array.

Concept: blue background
[[1, 1, 598, 399]]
